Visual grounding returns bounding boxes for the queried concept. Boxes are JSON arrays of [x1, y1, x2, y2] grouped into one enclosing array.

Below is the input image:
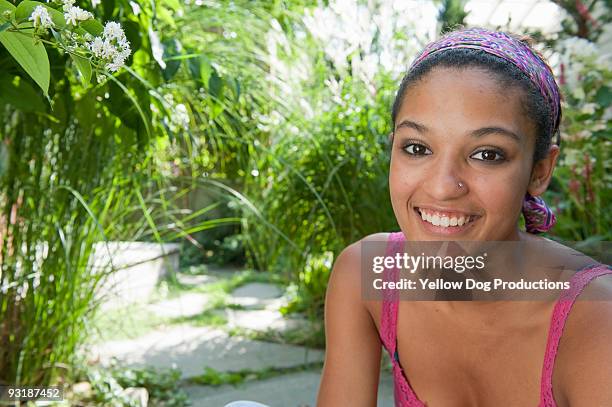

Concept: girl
[[317, 27, 612, 406]]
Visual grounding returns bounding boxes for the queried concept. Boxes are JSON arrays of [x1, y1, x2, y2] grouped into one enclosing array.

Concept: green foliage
[[0, 0, 156, 385], [0, 0, 269, 387], [0, 26, 50, 96], [545, 47, 612, 241], [438, 0, 469, 33], [282, 252, 333, 320], [113, 367, 189, 407], [244, 73, 398, 276], [228, 322, 325, 349], [82, 365, 189, 407], [190, 362, 323, 387]]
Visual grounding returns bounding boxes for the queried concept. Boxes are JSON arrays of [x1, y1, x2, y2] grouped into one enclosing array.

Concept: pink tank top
[[379, 232, 612, 407]]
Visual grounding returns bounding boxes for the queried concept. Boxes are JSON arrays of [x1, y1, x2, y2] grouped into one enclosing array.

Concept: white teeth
[[418, 208, 474, 228], [431, 214, 441, 226]]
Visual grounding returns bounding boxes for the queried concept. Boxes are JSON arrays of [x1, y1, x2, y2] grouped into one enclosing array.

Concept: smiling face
[[390, 67, 541, 241]]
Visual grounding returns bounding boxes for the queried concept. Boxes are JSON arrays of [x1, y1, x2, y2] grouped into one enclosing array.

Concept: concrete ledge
[[92, 241, 180, 310]]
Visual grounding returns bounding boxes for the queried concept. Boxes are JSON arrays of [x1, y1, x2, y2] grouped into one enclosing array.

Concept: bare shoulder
[[520, 232, 599, 271], [329, 232, 390, 314], [555, 270, 612, 406], [330, 233, 390, 284]]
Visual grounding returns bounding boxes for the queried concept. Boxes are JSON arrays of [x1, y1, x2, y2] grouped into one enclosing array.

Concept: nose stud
[[458, 181, 464, 189]]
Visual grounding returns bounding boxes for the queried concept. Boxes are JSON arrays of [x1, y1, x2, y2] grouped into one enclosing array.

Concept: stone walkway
[[182, 370, 395, 406], [91, 271, 394, 406], [146, 292, 211, 319], [93, 324, 324, 379]]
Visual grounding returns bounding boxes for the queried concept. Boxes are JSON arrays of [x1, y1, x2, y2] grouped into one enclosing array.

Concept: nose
[[423, 153, 467, 201]]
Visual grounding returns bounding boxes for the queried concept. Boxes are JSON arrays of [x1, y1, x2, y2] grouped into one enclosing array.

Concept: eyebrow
[[395, 119, 521, 142]]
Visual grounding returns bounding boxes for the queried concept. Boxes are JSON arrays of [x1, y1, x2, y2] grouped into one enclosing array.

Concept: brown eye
[[471, 149, 505, 162], [403, 143, 432, 156]]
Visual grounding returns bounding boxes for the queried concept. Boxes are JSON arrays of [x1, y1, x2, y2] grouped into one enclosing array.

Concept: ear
[[527, 145, 560, 196]]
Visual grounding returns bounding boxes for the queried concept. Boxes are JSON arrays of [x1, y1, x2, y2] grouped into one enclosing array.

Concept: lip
[[413, 206, 481, 236]]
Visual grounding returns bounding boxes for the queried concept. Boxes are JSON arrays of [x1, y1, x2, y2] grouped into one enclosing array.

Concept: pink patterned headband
[[409, 27, 562, 142], [408, 28, 560, 234]]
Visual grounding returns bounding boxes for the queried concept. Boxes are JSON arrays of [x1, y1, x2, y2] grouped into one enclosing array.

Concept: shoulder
[[328, 233, 394, 319], [555, 267, 612, 406], [332, 233, 390, 275], [331, 233, 391, 281], [520, 232, 599, 271]]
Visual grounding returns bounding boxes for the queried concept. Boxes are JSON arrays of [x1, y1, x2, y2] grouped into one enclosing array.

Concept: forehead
[[396, 67, 535, 140]]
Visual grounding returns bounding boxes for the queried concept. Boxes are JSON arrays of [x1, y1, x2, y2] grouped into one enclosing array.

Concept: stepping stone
[[229, 283, 283, 309], [91, 325, 324, 379], [176, 273, 219, 286], [231, 283, 282, 299], [182, 369, 395, 407], [147, 293, 211, 319], [226, 309, 307, 332]]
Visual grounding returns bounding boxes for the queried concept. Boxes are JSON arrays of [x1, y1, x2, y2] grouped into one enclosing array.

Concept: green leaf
[[74, 91, 97, 132], [0, 29, 50, 96], [199, 55, 212, 85], [71, 53, 92, 85], [122, 20, 141, 52], [80, 19, 103, 36], [186, 50, 200, 82], [208, 69, 223, 99], [157, 6, 175, 28], [233, 77, 241, 101], [595, 86, 612, 108], [0, 73, 46, 112], [0, 0, 16, 21], [161, 38, 181, 81], [101, 0, 114, 21], [15, 1, 66, 28], [164, 0, 181, 12]]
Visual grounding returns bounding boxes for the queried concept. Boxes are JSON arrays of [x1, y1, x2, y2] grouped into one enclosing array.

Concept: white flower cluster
[[174, 103, 190, 130], [29, 5, 54, 29], [556, 37, 609, 98], [61, 0, 93, 25], [162, 94, 190, 132], [88, 21, 131, 72], [559, 37, 598, 61]]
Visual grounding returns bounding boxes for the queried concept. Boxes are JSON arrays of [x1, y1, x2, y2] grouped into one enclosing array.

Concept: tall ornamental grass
[[0, 0, 258, 385]]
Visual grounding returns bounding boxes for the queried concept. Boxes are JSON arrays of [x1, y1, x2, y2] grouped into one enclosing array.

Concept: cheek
[[388, 154, 419, 219], [471, 163, 531, 218], [389, 154, 414, 197]]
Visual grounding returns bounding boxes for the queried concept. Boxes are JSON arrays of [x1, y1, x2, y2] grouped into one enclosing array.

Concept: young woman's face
[[390, 67, 537, 241]]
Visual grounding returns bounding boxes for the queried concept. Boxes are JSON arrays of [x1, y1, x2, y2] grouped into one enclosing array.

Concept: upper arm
[[557, 276, 612, 406], [317, 240, 383, 407]]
